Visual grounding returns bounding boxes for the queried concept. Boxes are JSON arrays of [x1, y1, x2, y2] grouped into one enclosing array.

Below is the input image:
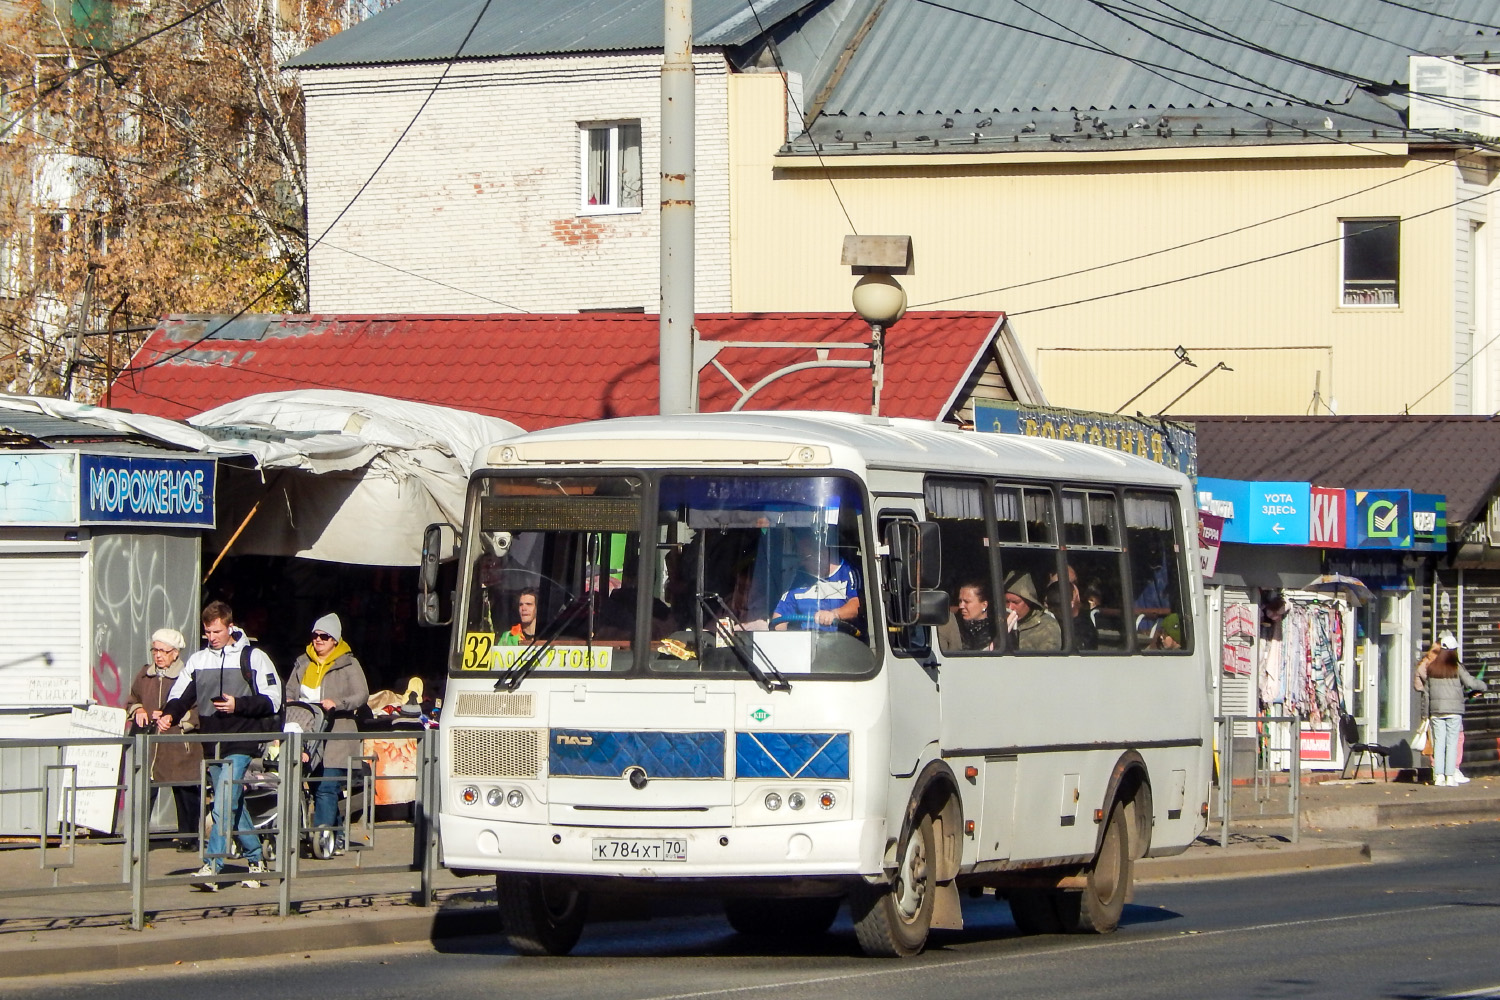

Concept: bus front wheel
[[851, 812, 935, 957], [495, 873, 589, 956], [1076, 801, 1132, 933]]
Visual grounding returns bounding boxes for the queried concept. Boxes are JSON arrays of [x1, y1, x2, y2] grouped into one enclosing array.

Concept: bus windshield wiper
[[697, 593, 790, 694], [495, 597, 589, 692]]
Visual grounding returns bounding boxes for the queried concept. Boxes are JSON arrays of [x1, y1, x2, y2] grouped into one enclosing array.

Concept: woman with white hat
[[1415, 632, 1487, 786], [125, 628, 203, 849], [287, 613, 369, 853]]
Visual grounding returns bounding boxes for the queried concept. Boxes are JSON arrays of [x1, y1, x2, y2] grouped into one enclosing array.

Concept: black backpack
[[239, 643, 284, 729]]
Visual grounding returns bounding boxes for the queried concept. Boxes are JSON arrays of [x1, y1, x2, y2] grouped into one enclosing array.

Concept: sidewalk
[[1, 775, 1494, 978]]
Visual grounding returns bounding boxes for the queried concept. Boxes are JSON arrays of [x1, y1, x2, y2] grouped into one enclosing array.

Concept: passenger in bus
[[771, 534, 862, 634], [950, 580, 995, 650], [1156, 613, 1184, 649], [1047, 567, 1097, 651], [1003, 570, 1061, 652], [499, 589, 540, 645]]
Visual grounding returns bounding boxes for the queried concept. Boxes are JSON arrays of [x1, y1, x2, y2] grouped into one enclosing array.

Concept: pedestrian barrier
[[0, 728, 440, 930], [1214, 714, 1301, 846]]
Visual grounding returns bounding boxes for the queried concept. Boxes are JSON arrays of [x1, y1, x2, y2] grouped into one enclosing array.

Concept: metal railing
[[0, 728, 440, 930], [1215, 714, 1301, 846]]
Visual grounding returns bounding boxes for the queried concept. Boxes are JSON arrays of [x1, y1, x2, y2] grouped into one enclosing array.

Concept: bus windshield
[[454, 472, 876, 679]]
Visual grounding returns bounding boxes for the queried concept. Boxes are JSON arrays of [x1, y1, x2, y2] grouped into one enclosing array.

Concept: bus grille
[[451, 728, 544, 779], [452, 692, 535, 718]]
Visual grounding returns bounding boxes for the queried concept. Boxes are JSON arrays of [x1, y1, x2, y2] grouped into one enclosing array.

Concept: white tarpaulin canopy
[[189, 391, 522, 566], [0, 390, 521, 566]]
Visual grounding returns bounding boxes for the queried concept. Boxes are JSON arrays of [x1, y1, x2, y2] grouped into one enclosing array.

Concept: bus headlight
[[460, 785, 479, 805], [485, 787, 504, 807], [506, 789, 526, 808], [788, 791, 806, 810], [764, 792, 782, 811]]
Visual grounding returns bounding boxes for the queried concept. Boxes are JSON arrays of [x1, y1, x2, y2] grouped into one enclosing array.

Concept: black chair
[[1339, 713, 1395, 781]]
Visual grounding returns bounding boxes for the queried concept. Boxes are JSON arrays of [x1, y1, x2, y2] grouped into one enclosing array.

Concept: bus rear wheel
[[495, 873, 589, 956], [851, 812, 935, 957], [724, 897, 842, 937]]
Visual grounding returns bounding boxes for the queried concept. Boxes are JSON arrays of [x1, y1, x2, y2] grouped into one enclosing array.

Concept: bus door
[[876, 506, 939, 777]]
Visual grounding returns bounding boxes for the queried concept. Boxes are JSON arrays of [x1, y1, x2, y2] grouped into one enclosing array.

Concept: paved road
[[9, 822, 1500, 1000]]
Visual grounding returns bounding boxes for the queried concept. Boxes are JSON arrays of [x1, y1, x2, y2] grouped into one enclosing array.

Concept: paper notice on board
[[60, 705, 127, 834]]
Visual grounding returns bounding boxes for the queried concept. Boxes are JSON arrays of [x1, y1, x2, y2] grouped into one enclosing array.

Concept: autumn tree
[[0, 0, 372, 399]]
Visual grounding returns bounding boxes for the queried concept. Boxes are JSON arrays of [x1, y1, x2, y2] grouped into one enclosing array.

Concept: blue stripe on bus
[[548, 730, 726, 778], [735, 732, 850, 780]]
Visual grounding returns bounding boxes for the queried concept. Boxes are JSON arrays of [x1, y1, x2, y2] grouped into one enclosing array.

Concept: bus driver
[[770, 533, 862, 634]]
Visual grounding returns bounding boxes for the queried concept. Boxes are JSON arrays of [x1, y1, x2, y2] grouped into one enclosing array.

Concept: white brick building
[[297, 48, 733, 314]]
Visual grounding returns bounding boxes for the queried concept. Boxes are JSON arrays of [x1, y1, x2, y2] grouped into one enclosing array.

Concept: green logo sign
[[1367, 499, 1398, 538], [750, 708, 770, 723]]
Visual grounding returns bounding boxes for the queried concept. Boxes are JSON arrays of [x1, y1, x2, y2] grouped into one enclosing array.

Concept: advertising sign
[[0, 452, 77, 525], [1198, 511, 1224, 576], [971, 399, 1197, 475], [1299, 729, 1333, 762], [1410, 493, 1447, 552], [78, 455, 215, 529], [1196, 479, 1309, 545], [1307, 487, 1346, 548], [1347, 489, 1412, 549]]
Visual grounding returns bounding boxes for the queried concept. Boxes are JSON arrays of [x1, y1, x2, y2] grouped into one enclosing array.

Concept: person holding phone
[[159, 601, 283, 891]]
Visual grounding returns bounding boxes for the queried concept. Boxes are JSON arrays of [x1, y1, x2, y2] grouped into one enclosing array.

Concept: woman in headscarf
[[125, 628, 202, 849], [287, 613, 369, 853]]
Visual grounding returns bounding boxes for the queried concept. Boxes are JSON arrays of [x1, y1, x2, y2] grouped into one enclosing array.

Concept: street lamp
[[852, 274, 906, 417], [843, 236, 913, 417]]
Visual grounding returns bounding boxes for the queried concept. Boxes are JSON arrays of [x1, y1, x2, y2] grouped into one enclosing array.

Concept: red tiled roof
[[108, 312, 1005, 428]]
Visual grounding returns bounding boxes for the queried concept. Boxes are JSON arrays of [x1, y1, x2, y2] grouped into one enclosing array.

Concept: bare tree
[[0, 0, 367, 399]]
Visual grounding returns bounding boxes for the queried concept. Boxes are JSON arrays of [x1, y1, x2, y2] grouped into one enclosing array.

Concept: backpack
[[240, 643, 284, 731]]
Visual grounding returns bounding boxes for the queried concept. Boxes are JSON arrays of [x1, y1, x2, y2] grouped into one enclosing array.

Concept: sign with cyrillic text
[[79, 455, 215, 528]]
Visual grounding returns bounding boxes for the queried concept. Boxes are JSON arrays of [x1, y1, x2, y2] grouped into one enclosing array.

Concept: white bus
[[421, 411, 1211, 957]]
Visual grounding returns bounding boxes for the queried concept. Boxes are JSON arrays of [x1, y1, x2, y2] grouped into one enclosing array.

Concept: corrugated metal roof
[[1189, 414, 1500, 526], [0, 410, 131, 445], [109, 312, 1011, 429], [818, 0, 1500, 117], [287, 0, 817, 68]]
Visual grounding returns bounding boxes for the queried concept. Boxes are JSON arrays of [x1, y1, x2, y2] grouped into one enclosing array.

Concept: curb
[[0, 905, 492, 980], [1136, 841, 1371, 880], [1304, 800, 1500, 829]]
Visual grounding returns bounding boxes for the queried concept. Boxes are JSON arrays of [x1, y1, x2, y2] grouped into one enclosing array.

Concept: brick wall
[[300, 52, 731, 314]]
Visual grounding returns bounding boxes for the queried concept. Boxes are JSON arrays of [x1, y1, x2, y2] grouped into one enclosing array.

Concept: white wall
[[299, 52, 732, 315]]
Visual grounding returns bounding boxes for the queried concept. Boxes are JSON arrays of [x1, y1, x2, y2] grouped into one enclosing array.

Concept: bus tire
[[851, 812, 935, 957], [1076, 801, 1132, 934], [495, 873, 589, 956], [724, 897, 841, 937]]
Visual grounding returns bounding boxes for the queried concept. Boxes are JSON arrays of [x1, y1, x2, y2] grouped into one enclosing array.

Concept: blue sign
[[972, 399, 1197, 475], [1198, 478, 1308, 545], [1347, 489, 1411, 549], [1410, 493, 1447, 552], [79, 455, 215, 528]]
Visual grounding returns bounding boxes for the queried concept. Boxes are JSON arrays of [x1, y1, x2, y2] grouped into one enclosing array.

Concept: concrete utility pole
[[659, 0, 695, 414]]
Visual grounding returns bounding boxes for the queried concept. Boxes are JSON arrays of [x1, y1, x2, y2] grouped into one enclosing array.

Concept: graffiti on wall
[[90, 534, 199, 707]]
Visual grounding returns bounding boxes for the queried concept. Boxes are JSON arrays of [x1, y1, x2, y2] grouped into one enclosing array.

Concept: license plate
[[591, 838, 687, 862]]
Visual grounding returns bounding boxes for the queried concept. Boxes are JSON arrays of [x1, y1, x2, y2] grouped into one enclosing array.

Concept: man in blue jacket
[[159, 600, 282, 891]]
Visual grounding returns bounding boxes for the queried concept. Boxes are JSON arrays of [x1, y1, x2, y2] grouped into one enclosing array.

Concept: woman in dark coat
[[125, 628, 202, 847], [287, 613, 370, 853]]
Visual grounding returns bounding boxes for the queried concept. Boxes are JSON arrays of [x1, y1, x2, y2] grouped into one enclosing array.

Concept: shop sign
[[1198, 478, 1310, 545], [1347, 489, 1411, 549], [79, 455, 216, 529], [1410, 493, 1447, 552], [1299, 729, 1333, 761], [972, 399, 1197, 475], [1323, 552, 1409, 590], [1307, 487, 1346, 548], [1198, 511, 1224, 576]]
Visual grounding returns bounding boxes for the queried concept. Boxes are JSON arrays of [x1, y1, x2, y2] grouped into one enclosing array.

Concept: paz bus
[[419, 411, 1211, 957]]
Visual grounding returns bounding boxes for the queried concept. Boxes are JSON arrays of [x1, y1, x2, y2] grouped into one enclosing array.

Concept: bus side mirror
[[917, 521, 942, 590], [883, 519, 943, 628], [418, 522, 458, 626], [916, 589, 950, 626]]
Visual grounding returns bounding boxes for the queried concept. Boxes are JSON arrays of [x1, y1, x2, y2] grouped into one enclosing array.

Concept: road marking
[[638, 903, 1457, 1000]]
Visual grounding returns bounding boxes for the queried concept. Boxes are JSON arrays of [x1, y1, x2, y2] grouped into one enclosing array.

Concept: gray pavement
[[1, 773, 1496, 978]]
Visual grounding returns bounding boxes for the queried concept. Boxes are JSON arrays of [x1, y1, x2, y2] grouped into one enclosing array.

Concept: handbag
[[1411, 718, 1431, 754]]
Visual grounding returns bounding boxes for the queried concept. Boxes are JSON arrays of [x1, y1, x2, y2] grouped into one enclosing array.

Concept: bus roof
[[476, 411, 1189, 491]]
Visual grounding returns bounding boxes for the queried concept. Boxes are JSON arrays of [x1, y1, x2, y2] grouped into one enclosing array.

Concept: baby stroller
[[281, 699, 343, 860]]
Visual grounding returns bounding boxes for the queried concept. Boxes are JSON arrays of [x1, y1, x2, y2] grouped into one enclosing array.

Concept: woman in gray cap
[[287, 613, 369, 853], [125, 628, 203, 849]]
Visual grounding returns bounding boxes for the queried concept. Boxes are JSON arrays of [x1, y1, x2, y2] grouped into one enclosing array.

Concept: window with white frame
[[1341, 218, 1400, 306], [580, 121, 642, 213]]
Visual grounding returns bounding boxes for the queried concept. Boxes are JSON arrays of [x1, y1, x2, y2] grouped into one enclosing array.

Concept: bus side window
[[1061, 490, 1127, 651], [996, 485, 1065, 655], [924, 479, 995, 654], [1125, 490, 1189, 652]]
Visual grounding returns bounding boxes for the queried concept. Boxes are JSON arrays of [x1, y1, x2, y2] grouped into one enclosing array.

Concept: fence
[[1215, 714, 1301, 846], [0, 728, 440, 931]]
